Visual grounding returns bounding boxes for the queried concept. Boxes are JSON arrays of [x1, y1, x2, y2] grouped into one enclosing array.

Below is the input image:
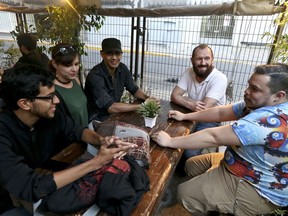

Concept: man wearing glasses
[[85, 38, 156, 121], [0, 64, 135, 215]]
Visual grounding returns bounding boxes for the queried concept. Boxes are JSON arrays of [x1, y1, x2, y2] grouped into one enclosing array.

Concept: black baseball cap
[[101, 38, 122, 53]]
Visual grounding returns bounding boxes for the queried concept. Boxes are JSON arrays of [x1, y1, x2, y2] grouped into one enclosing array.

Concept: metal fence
[[0, 12, 285, 103], [80, 14, 281, 103]]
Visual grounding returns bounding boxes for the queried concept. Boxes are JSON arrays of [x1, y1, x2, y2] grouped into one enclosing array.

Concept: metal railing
[[0, 11, 285, 103]]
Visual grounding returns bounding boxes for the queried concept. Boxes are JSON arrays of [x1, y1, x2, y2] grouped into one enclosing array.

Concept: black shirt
[[84, 61, 139, 121], [14, 51, 50, 70], [0, 110, 85, 202]]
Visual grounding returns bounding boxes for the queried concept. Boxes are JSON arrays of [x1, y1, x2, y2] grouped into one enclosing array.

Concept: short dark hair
[[49, 43, 79, 73], [254, 63, 288, 96], [16, 33, 37, 51], [192, 44, 214, 59], [0, 64, 55, 110]]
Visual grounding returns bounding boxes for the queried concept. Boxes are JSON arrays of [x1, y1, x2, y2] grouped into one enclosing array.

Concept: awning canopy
[[0, 0, 285, 16]]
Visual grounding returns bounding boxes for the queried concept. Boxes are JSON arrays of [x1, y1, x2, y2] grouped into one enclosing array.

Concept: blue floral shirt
[[224, 101, 288, 206]]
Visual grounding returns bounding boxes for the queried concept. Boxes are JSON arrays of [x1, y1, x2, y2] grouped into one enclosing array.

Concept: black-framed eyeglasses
[[54, 46, 75, 57], [33, 92, 57, 103]]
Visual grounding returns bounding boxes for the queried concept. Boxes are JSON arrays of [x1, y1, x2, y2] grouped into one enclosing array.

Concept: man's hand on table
[[168, 110, 186, 121], [151, 131, 172, 148]]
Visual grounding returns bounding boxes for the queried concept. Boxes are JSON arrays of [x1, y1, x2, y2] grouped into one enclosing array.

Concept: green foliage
[[137, 100, 161, 118], [0, 40, 21, 69], [11, 5, 105, 56], [271, 208, 287, 216], [120, 89, 133, 104], [226, 80, 233, 104], [11, 24, 36, 37], [264, 2, 288, 63]]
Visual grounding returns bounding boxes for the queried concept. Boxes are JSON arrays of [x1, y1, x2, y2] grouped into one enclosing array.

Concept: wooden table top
[[108, 100, 194, 137], [50, 100, 195, 216], [103, 100, 195, 216]]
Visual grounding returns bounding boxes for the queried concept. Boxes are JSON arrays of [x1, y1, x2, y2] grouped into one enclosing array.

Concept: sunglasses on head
[[54, 45, 76, 57]]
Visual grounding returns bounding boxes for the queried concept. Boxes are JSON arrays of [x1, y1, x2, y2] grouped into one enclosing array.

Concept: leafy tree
[[0, 40, 21, 69], [11, 5, 105, 56], [265, 1, 288, 63]]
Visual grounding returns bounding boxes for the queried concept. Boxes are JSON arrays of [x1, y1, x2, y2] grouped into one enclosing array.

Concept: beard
[[30, 105, 56, 119], [244, 96, 259, 110], [193, 64, 214, 79]]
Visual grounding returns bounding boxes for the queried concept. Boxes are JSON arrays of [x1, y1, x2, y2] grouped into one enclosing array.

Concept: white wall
[[0, 12, 17, 33]]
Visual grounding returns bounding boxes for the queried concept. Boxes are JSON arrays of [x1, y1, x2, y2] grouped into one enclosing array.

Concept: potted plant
[[137, 100, 161, 128]]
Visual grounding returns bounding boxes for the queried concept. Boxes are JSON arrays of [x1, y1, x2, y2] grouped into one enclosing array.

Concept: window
[[201, 15, 235, 39]]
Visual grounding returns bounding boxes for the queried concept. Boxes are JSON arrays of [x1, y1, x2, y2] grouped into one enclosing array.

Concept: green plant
[[120, 89, 133, 104], [264, 1, 288, 63], [11, 5, 105, 56], [137, 100, 161, 118], [271, 208, 287, 216], [0, 40, 21, 69]]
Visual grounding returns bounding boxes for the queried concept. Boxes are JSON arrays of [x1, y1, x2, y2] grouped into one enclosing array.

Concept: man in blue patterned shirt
[[152, 63, 288, 215]]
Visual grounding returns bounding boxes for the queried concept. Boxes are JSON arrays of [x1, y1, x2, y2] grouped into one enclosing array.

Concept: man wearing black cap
[[14, 33, 49, 69], [84, 38, 155, 121]]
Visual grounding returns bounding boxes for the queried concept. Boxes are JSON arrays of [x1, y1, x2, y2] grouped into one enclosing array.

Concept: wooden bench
[[39, 100, 195, 215]]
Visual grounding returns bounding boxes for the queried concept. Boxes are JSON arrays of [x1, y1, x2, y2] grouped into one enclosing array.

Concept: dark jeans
[[184, 122, 220, 159]]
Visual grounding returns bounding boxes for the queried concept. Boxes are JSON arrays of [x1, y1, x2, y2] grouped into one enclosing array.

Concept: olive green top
[[55, 80, 89, 126]]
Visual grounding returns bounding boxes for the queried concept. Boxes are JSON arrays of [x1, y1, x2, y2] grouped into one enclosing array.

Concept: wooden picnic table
[[51, 100, 195, 216]]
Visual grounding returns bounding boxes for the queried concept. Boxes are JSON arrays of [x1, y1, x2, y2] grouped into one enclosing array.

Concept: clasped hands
[[96, 136, 137, 166]]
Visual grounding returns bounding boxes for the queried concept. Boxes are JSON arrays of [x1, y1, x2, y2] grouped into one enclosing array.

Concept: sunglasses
[[54, 46, 75, 57], [33, 92, 57, 103]]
